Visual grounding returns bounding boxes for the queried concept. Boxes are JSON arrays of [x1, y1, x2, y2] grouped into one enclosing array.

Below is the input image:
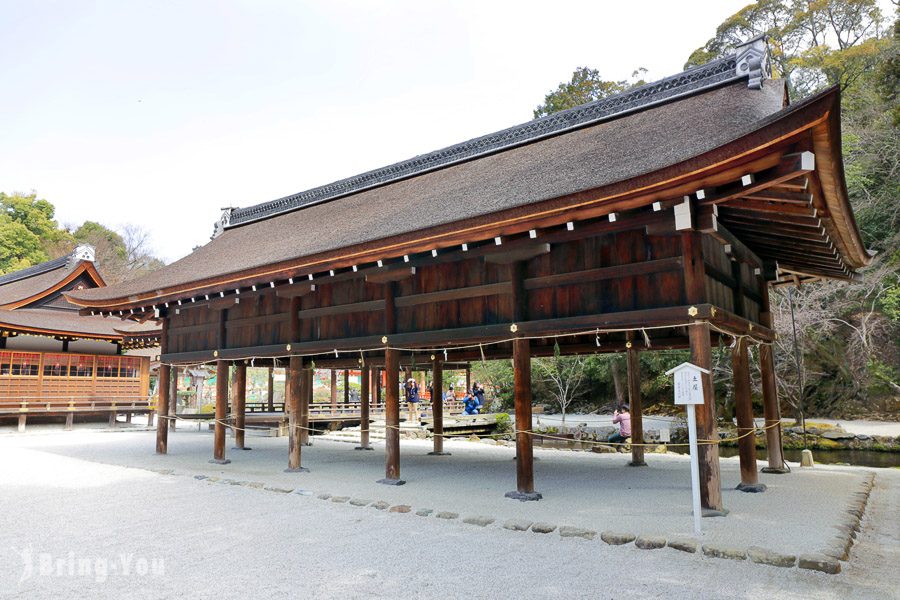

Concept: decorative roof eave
[[809, 89, 873, 269], [214, 38, 771, 235], [68, 85, 863, 313], [0, 320, 123, 342], [0, 260, 106, 310]]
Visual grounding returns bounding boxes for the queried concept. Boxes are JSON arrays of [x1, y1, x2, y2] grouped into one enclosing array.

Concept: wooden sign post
[[666, 362, 710, 536]]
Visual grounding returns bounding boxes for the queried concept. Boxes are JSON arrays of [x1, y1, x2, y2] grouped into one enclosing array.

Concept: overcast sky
[[1, 0, 750, 262]]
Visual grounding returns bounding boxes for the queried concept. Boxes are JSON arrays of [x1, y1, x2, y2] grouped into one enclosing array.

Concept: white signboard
[[666, 362, 709, 405], [664, 362, 711, 536]]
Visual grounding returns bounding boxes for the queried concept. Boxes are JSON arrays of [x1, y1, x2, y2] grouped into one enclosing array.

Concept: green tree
[[0, 191, 70, 274], [533, 67, 647, 118]]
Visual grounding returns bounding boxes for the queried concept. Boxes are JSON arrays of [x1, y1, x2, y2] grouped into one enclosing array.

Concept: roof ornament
[[69, 244, 95, 267], [734, 34, 769, 90], [211, 207, 234, 239]]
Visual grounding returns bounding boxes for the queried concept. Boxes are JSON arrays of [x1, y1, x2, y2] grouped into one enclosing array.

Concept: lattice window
[[119, 357, 140, 378], [72, 355, 94, 377], [96, 356, 120, 378], [43, 353, 70, 377], [1, 352, 40, 377]]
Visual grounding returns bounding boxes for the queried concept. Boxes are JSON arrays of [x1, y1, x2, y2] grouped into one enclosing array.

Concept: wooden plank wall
[[166, 227, 767, 354]]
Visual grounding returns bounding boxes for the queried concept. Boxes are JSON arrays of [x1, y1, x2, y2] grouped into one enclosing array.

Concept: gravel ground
[[0, 433, 897, 600], [0, 430, 884, 554]]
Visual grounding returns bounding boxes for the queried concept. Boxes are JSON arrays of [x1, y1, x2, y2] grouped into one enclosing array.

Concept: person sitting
[[608, 404, 631, 445], [463, 391, 480, 415]]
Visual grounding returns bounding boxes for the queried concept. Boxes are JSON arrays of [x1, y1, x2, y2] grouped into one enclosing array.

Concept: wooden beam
[[696, 216, 762, 268], [365, 266, 416, 284], [744, 191, 813, 205], [717, 205, 822, 228], [275, 283, 316, 298], [483, 242, 550, 265], [296, 299, 385, 320], [702, 151, 815, 206], [394, 282, 511, 308], [722, 198, 817, 216], [524, 256, 682, 290]]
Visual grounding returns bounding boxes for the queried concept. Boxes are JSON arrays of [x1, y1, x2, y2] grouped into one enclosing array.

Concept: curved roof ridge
[[221, 53, 744, 232], [0, 255, 69, 287]]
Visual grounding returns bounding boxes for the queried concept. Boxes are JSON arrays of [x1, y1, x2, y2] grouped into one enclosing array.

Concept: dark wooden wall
[[166, 224, 765, 356]]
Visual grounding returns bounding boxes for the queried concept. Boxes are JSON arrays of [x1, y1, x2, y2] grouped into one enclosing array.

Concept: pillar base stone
[[354, 446, 375, 451], [284, 466, 310, 473], [377, 478, 406, 486], [701, 507, 729, 518], [505, 490, 542, 502], [427, 451, 452, 456], [736, 482, 767, 493], [761, 466, 790, 474], [627, 461, 648, 467], [208, 459, 231, 465]]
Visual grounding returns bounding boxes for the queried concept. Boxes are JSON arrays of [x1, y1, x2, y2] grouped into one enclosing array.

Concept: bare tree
[[533, 345, 588, 426]]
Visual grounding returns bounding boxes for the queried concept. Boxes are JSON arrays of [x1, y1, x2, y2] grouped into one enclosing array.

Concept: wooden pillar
[[301, 366, 312, 446], [168, 365, 177, 430], [17, 414, 26, 432], [156, 318, 170, 454], [688, 322, 724, 512], [65, 412, 73, 430], [376, 368, 383, 410], [109, 412, 117, 427], [506, 338, 540, 501], [626, 334, 646, 467], [429, 357, 450, 455], [267, 365, 275, 412], [285, 356, 308, 471], [465, 366, 471, 394], [330, 370, 338, 409], [378, 347, 403, 485], [682, 229, 724, 513], [759, 344, 787, 472], [210, 360, 230, 464], [733, 340, 765, 491], [356, 365, 373, 450], [758, 282, 788, 473], [343, 369, 349, 404], [232, 363, 249, 450]]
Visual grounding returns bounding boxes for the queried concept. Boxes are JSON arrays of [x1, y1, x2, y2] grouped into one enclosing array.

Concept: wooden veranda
[[69, 37, 872, 512]]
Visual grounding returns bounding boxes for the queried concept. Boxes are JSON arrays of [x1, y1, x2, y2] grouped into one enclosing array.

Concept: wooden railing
[[0, 395, 153, 415]]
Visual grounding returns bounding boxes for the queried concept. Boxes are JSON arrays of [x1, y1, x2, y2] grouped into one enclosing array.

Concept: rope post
[[626, 332, 646, 467]]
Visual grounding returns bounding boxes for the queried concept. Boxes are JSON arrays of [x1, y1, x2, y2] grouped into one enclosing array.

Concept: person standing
[[405, 378, 420, 423]]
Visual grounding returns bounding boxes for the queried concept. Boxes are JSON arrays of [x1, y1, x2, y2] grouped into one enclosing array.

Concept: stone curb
[[813, 472, 875, 570], [186, 467, 875, 577]]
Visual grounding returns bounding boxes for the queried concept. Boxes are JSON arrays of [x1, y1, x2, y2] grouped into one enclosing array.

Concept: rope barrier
[[152, 319, 774, 370]]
